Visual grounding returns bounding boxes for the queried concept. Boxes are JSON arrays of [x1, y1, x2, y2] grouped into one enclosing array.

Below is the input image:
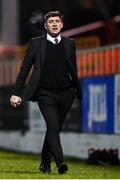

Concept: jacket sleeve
[[12, 39, 36, 97], [71, 41, 78, 76], [71, 40, 83, 100]]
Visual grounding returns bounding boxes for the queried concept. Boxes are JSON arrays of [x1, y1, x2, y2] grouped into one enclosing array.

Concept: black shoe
[[39, 163, 51, 173], [58, 162, 68, 174]]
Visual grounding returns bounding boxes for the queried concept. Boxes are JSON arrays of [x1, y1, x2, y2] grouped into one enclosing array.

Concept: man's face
[[44, 16, 63, 37]]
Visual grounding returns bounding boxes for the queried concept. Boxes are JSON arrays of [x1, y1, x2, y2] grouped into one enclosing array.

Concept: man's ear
[[44, 23, 47, 29], [61, 22, 63, 29]]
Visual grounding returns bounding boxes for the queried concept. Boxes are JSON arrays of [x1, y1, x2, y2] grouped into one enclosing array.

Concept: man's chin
[[48, 32, 59, 37]]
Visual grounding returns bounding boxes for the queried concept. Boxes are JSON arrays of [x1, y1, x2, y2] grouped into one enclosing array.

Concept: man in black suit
[[10, 11, 82, 174]]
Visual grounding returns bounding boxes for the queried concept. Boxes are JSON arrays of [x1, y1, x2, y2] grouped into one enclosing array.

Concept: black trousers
[[37, 88, 74, 167]]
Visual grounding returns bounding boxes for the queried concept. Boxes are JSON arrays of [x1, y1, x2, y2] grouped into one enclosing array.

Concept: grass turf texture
[[0, 149, 120, 179]]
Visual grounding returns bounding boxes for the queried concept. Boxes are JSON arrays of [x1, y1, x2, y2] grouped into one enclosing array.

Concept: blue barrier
[[82, 75, 115, 133]]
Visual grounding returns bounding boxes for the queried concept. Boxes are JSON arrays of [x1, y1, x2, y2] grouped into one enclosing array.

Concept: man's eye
[[56, 20, 60, 23], [48, 20, 53, 23]]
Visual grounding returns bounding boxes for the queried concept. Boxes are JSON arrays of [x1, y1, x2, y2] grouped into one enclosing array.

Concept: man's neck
[[47, 33, 61, 44], [47, 32, 60, 38]]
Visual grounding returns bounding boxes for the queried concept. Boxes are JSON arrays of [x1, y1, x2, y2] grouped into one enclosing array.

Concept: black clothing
[[37, 88, 74, 167], [12, 34, 82, 169], [12, 35, 82, 101], [38, 40, 71, 91]]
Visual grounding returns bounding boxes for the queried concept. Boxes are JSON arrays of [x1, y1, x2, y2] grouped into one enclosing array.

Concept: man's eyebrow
[[48, 19, 60, 22]]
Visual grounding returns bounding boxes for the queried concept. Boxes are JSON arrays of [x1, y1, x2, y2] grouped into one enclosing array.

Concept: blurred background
[[0, 0, 120, 159]]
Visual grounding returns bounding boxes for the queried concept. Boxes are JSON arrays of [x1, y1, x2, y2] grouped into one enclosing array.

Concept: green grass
[[0, 149, 120, 179]]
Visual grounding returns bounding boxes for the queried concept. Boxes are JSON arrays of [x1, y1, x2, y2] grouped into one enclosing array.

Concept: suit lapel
[[40, 35, 47, 69], [62, 37, 73, 68]]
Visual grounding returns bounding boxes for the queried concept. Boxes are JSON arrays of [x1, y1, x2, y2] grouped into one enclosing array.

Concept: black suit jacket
[[12, 35, 82, 101]]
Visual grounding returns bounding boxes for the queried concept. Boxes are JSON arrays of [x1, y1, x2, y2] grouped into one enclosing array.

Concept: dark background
[[19, 0, 120, 44]]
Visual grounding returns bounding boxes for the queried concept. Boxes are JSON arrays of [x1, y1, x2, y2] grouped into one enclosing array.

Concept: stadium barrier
[[77, 44, 120, 77], [0, 44, 120, 86], [0, 44, 120, 159]]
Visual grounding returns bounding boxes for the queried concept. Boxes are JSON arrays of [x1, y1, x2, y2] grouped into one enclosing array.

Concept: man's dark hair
[[44, 11, 63, 22]]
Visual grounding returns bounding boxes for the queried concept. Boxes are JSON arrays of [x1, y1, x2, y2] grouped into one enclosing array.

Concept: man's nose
[[53, 21, 57, 26]]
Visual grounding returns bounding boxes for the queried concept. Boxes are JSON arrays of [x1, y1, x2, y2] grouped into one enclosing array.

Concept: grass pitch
[[0, 149, 120, 179]]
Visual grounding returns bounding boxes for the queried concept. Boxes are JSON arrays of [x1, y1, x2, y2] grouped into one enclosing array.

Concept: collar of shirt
[[47, 33, 61, 44]]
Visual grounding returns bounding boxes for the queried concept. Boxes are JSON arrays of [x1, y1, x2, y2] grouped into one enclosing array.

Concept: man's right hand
[[10, 95, 22, 107]]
